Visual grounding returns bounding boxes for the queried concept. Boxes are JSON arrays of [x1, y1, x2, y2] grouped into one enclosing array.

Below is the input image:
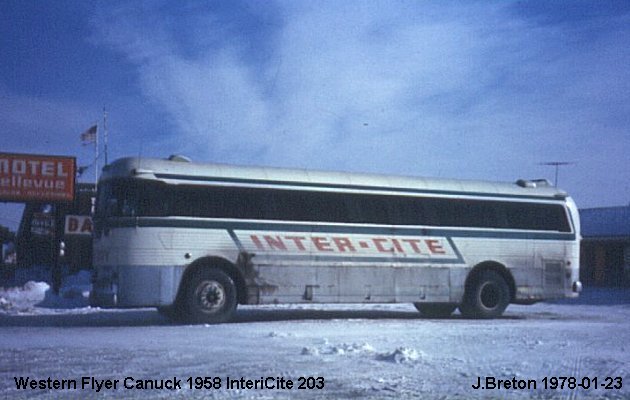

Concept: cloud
[[91, 1, 630, 206], [92, 3, 495, 168], [0, 85, 100, 158]]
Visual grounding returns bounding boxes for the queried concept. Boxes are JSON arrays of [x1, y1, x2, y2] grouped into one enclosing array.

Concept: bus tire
[[183, 268, 237, 324], [459, 270, 510, 319], [413, 303, 457, 318]]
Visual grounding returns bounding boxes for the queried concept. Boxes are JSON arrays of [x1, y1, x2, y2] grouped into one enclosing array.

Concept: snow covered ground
[[1, 274, 629, 399]]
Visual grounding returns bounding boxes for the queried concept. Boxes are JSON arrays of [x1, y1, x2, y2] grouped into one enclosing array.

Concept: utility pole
[[539, 161, 574, 187]]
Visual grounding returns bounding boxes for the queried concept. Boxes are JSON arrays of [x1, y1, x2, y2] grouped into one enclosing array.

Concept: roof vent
[[168, 154, 192, 162], [516, 179, 552, 188]]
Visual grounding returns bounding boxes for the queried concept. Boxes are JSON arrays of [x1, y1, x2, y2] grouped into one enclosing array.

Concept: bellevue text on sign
[[0, 153, 76, 203]]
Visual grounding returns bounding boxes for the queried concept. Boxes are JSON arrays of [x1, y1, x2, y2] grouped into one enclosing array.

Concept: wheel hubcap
[[196, 281, 226, 313], [480, 282, 500, 309]]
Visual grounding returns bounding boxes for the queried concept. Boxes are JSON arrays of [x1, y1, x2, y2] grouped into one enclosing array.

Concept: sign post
[[0, 153, 77, 294]]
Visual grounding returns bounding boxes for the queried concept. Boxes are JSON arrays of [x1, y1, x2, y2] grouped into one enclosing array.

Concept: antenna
[[539, 161, 574, 187]]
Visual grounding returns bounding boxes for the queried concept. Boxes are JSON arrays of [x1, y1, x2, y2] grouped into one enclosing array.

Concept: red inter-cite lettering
[[332, 237, 356, 252], [249, 235, 449, 255], [312, 236, 333, 252], [285, 236, 307, 250], [425, 239, 445, 254]]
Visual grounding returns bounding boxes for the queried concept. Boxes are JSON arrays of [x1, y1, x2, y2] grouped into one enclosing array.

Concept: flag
[[80, 125, 97, 145], [77, 165, 89, 177]]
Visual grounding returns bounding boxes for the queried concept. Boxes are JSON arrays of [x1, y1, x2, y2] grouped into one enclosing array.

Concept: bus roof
[[100, 156, 568, 200]]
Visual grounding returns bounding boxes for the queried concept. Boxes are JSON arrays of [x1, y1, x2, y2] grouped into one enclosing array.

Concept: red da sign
[[64, 215, 93, 236]]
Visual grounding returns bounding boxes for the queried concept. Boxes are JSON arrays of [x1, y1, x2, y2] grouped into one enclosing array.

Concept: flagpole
[[103, 107, 109, 166], [94, 123, 99, 187]]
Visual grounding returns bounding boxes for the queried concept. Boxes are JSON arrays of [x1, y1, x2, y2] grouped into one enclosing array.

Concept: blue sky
[[1, 0, 629, 230]]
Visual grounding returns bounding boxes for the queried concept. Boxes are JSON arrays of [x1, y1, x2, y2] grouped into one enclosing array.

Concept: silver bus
[[91, 156, 581, 323]]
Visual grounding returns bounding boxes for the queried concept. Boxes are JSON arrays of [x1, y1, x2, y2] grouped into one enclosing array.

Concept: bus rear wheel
[[459, 270, 510, 319], [183, 268, 237, 324], [413, 303, 457, 318]]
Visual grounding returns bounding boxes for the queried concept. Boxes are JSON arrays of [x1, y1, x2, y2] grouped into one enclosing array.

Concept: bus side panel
[[333, 264, 452, 303], [336, 263, 395, 303], [250, 264, 338, 303], [451, 236, 540, 302], [246, 230, 461, 304], [535, 239, 579, 300], [391, 266, 451, 302], [114, 265, 181, 306], [252, 263, 453, 304], [93, 226, 240, 307]]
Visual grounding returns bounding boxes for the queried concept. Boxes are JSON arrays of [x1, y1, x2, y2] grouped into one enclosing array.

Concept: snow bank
[[0, 270, 92, 314], [0, 281, 49, 312], [376, 347, 424, 364], [299, 340, 375, 357], [299, 339, 427, 365]]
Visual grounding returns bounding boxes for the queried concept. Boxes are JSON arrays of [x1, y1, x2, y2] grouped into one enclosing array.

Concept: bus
[[91, 156, 581, 323]]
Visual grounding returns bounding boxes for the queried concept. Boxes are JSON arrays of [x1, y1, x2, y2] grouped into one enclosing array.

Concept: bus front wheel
[[183, 268, 237, 324], [459, 270, 510, 319]]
